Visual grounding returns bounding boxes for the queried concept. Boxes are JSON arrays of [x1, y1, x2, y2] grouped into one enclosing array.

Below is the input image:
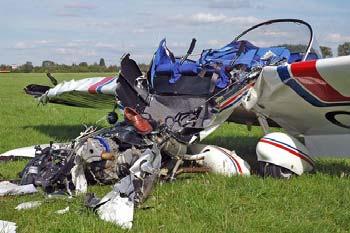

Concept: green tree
[[0, 64, 10, 71], [337, 42, 350, 56], [22, 61, 33, 73], [320, 46, 333, 58], [278, 44, 308, 53], [99, 58, 106, 67], [42, 60, 55, 67]]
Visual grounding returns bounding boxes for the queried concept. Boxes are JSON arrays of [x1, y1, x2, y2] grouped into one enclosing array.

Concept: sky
[[1, 0, 350, 66]]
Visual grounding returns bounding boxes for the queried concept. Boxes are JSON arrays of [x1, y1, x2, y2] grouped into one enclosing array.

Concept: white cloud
[[190, 13, 227, 23], [131, 54, 152, 62], [72, 39, 92, 43], [207, 0, 252, 9], [247, 40, 271, 47], [34, 40, 51, 45], [132, 28, 146, 33], [56, 12, 81, 17], [94, 42, 136, 50], [262, 31, 289, 37], [207, 39, 222, 46], [220, 15, 260, 24], [55, 48, 73, 54], [95, 42, 117, 49], [57, 3, 97, 18], [326, 33, 350, 43], [13, 42, 34, 49], [12, 40, 59, 50], [171, 13, 260, 26], [55, 48, 96, 56], [168, 41, 188, 49], [64, 3, 97, 10], [65, 42, 79, 48], [63, 40, 93, 48], [86, 22, 118, 28]]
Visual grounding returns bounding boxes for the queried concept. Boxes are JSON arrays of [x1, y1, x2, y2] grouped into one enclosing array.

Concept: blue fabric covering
[[305, 52, 319, 61], [216, 66, 231, 88], [150, 39, 174, 86], [150, 38, 306, 89], [234, 49, 258, 67], [288, 52, 319, 63], [156, 63, 199, 76], [199, 40, 257, 66], [150, 39, 200, 84], [288, 53, 303, 63], [171, 61, 181, 83]]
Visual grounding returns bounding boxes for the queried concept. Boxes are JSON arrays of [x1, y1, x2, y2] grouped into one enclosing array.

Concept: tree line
[[0, 58, 151, 73], [315, 42, 349, 57], [1, 42, 350, 73]]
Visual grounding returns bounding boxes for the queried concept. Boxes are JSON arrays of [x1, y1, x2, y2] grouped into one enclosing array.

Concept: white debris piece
[[261, 50, 277, 60], [55, 206, 69, 215], [71, 157, 87, 194], [15, 201, 42, 210], [0, 220, 16, 233], [93, 144, 161, 229], [130, 146, 161, 178], [0, 181, 37, 196], [97, 196, 134, 229]]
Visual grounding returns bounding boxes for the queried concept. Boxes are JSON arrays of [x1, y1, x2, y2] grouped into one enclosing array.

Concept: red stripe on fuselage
[[88, 77, 114, 94], [219, 82, 254, 109], [259, 138, 314, 166], [291, 60, 350, 102], [214, 146, 243, 174]]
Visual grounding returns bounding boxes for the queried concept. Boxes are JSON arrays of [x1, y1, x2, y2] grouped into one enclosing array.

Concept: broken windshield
[[234, 19, 322, 61]]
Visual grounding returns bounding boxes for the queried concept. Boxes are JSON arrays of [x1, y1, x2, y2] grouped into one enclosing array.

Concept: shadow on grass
[[203, 135, 259, 154], [23, 124, 88, 141], [315, 160, 350, 177], [21, 125, 350, 177], [204, 136, 350, 176]]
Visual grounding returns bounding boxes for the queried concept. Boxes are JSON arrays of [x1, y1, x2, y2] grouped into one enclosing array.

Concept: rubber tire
[[258, 161, 294, 179]]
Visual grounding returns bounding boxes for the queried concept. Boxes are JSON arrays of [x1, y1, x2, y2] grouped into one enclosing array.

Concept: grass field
[[1, 73, 350, 232]]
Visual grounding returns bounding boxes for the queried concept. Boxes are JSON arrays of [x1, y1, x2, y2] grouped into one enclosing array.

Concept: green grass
[[1, 73, 350, 232]]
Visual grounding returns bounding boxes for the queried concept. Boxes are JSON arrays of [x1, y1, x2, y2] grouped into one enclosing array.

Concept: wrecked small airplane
[[2, 19, 350, 228]]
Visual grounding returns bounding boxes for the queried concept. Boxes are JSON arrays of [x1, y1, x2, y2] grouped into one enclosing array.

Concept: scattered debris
[[55, 206, 69, 215], [85, 146, 161, 228], [47, 191, 72, 199], [97, 196, 134, 229], [15, 201, 42, 210], [0, 181, 37, 196], [0, 220, 16, 233]]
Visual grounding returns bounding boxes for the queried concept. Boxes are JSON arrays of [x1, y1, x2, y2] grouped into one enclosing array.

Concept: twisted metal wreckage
[[2, 19, 350, 229]]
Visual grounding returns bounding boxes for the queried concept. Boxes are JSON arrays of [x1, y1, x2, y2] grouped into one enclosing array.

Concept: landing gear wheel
[[258, 161, 294, 179]]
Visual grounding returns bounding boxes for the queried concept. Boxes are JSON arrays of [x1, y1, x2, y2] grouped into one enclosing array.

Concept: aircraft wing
[[245, 55, 350, 156], [31, 76, 117, 109]]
